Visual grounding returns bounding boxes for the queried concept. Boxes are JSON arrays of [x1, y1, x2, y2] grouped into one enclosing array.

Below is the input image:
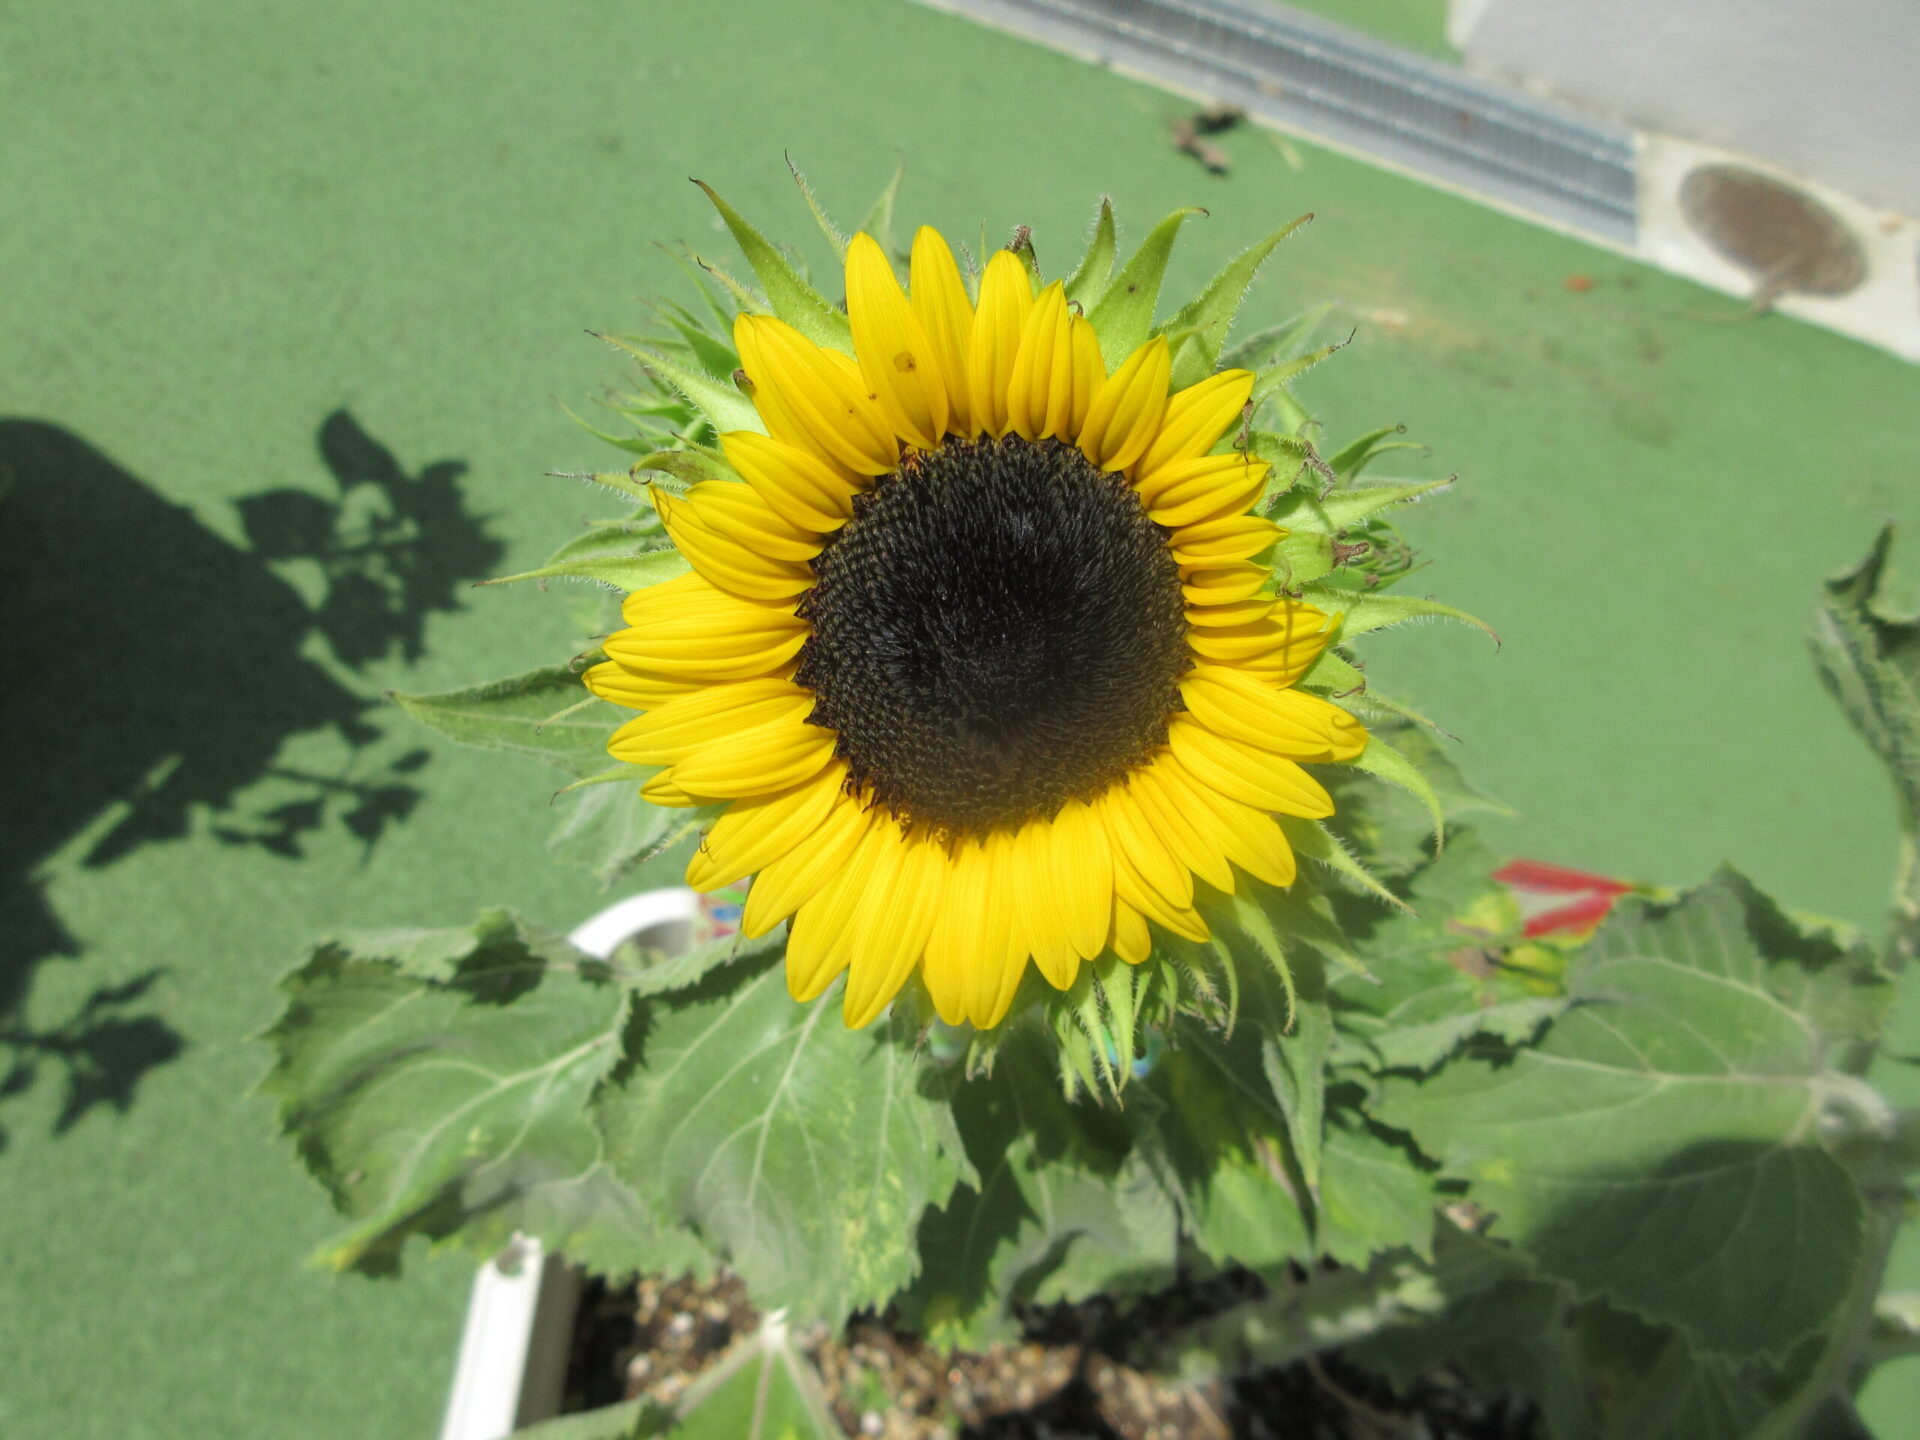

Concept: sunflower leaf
[[1085, 206, 1206, 370], [599, 334, 764, 438], [1377, 869, 1890, 1358], [1808, 526, 1920, 967], [1163, 213, 1312, 390], [1062, 195, 1118, 310], [1301, 476, 1454, 532], [898, 1028, 1176, 1350], [260, 911, 700, 1280], [693, 181, 853, 354], [1146, 1019, 1314, 1272], [391, 666, 619, 778], [1260, 955, 1332, 1194], [595, 959, 972, 1322]]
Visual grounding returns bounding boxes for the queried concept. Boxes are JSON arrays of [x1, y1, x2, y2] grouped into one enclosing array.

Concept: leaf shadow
[[0, 411, 499, 1148]]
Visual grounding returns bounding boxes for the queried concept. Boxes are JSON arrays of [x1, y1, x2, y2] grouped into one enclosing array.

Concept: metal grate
[[911, 0, 1639, 244]]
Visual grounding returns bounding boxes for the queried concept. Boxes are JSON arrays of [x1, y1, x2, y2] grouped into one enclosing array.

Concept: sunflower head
[[576, 180, 1463, 1062]]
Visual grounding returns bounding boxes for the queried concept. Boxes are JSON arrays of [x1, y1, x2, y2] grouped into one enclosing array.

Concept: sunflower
[[584, 226, 1367, 1030]]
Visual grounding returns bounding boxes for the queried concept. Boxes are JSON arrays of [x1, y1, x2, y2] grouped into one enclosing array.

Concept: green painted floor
[[5, 2, 1920, 1436]]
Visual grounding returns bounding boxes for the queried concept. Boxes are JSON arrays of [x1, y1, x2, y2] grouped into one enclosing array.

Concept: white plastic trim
[[437, 887, 706, 1440]]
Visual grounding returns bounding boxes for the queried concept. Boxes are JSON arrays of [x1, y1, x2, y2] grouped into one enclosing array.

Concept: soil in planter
[[563, 1269, 1539, 1440]]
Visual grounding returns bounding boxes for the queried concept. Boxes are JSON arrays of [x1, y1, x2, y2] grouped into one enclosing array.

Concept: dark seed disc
[[796, 436, 1189, 838]]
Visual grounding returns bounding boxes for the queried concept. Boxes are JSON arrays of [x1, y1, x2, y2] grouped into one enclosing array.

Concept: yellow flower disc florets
[[585, 229, 1366, 1029]]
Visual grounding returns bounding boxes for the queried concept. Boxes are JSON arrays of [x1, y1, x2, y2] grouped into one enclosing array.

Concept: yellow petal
[[583, 660, 657, 710], [1128, 759, 1235, 894], [721, 430, 861, 533], [745, 794, 873, 938], [1065, 314, 1106, 440], [910, 227, 975, 436], [653, 487, 814, 601], [1077, 336, 1171, 472], [668, 717, 836, 799], [1049, 797, 1114, 961], [734, 312, 899, 475], [1181, 563, 1270, 606], [1182, 666, 1366, 762], [966, 250, 1034, 436], [685, 760, 847, 891], [605, 577, 808, 685], [640, 770, 700, 807], [972, 830, 1028, 1028], [846, 232, 949, 450], [1138, 454, 1269, 528], [1110, 899, 1152, 964], [1098, 783, 1193, 910], [1184, 601, 1335, 684], [842, 829, 946, 1028], [784, 839, 872, 1002], [1185, 595, 1276, 628], [1111, 841, 1211, 943], [679, 480, 823, 561], [1006, 282, 1076, 441], [1134, 368, 1255, 485], [1156, 754, 1298, 888], [1011, 817, 1079, 991], [609, 678, 813, 766], [1167, 714, 1335, 818], [1169, 512, 1282, 567], [922, 840, 986, 1026]]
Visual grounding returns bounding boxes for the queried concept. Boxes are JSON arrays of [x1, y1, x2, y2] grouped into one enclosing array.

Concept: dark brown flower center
[[795, 436, 1188, 839]]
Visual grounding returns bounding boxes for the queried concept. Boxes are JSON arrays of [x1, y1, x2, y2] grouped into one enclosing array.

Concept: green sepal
[[1301, 646, 1366, 695], [1161, 212, 1312, 390], [1348, 731, 1447, 848], [480, 544, 689, 595], [858, 160, 905, 261], [656, 299, 742, 380], [1220, 302, 1334, 372], [1250, 336, 1348, 411], [390, 665, 620, 779], [1085, 206, 1206, 369], [1282, 816, 1411, 914], [1325, 590, 1500, 647], [557, 397, 674, 458], [786, 154, 848, 260], [632, 447, 737, 490], [693, 180, 853, 353], [597, 333, 763, 438], [1062, 195, 1118, 310], [1303, 476, 1454, 532], [1274, 529, 1334, 586], [545, 464, 653, 503]]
